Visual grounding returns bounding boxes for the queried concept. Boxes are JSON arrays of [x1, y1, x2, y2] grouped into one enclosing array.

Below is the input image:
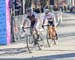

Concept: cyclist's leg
[[52, 25, 58, 40], [34, 28, 40, 39], [31, 27, 39, 45], [48, 21, 54, 39], [48, 24, 56, 45], [30, 27, 36, 44], [48, 26, 53, 39], [49, 20, 58, 40]]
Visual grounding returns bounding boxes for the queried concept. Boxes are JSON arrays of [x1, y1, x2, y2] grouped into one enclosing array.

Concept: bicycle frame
[[23, 26, 42, 53], [44, 25, 56, 47]]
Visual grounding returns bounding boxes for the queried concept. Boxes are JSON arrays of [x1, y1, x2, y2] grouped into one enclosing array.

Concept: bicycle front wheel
[[46, 30, 51, 47], [26, 35, 32, 53]]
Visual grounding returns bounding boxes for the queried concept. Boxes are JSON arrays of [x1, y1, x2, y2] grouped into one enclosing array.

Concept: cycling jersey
[[27, 14, 36, 28], [43, 12, 55, 26], [25, 12, 38, 28]]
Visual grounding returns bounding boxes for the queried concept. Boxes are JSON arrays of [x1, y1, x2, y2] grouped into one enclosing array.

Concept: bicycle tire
[[26, 34, 43, 53], [37, 34, 44, 50], [46, 30, 51, 47], [33, 34, 42, 50], [26, 35, 32, 53]]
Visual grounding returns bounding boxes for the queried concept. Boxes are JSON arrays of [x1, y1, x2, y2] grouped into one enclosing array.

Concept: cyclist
[[22, 8, 39, 45], [42, 9, 58, 40]]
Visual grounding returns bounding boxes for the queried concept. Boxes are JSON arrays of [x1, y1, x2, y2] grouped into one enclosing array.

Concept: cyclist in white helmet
[[42, 9, 58, 40]]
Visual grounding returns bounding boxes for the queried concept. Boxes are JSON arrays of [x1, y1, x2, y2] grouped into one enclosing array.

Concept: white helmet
[[44, 9, 50, 14]]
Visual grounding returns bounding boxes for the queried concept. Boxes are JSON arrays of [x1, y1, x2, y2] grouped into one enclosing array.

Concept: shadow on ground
[[59, 23, 75, 27], [58, 32, 75, 38], [0, 47, 27, 56], [0, 53, 75, 60]]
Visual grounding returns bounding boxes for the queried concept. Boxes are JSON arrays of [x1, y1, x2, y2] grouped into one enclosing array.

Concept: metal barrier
[[13, 12, 62, 42]]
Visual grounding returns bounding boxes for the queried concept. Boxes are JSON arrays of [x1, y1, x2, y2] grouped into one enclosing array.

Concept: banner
[[0, 0, 11, 45]]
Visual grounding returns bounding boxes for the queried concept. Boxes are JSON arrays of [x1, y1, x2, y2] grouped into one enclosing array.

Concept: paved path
[[0, 13, 75, 60]]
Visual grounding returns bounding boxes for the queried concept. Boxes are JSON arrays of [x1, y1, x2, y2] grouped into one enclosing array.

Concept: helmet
[[44, 9, 50, 14]]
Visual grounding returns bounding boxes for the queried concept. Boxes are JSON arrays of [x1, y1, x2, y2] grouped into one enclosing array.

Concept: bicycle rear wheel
[[26, 34, 43, 53], [37, 34, 44, 50], [33, 33, 43, 50]]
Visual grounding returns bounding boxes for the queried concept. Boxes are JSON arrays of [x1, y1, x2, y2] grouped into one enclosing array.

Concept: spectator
[[14, 0, 22, 15], [62, 2, 67, 12], [53, 5, 59, 11], [33, 8, 40, 13]]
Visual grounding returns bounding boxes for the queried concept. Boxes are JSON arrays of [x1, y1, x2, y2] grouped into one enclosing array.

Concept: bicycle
[[22, 26, 44, 53], [43, 25, 57, 47]]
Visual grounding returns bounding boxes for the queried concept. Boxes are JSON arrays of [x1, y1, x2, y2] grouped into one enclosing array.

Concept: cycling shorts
[[48, 21, 54, 27]]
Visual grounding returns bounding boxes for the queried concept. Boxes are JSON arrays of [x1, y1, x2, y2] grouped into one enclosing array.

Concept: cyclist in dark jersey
[[22, 8, 39, 45]]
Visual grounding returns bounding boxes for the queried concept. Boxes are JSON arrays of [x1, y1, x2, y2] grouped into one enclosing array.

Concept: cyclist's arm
[[42, 16, 46, 25], [23, 17, 29, 27], [23, 19, 26, 27], [22, 18, 28, 32], [43, 19, 45, 25]]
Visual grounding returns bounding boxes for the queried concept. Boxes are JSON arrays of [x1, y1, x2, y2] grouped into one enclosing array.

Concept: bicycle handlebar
[[22, 27, 31, 32]]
